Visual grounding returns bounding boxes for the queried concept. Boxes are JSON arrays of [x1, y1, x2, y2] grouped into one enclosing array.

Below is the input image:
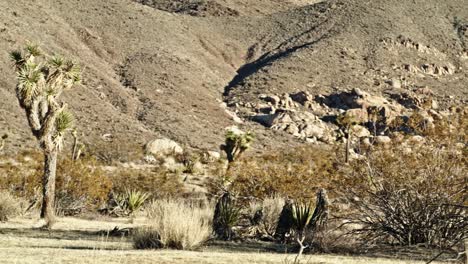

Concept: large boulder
[[145, 138, 183, 157]]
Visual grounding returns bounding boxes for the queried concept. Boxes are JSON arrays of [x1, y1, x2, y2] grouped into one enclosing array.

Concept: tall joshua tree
[[10, 44, 81, 223]]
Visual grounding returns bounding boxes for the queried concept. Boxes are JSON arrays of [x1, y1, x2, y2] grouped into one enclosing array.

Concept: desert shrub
[[0, 190, 23, 221], [175, 150, 202, 174], [0, 155, 112, 216], [249, 196, 285, 237], [54, 158, 112, 215], [134, 199, 213, 250], [226, 146, 337, 200], [89, 140, 144, 164], [337, 144, 467, 248], [110, 167, 184, 199]]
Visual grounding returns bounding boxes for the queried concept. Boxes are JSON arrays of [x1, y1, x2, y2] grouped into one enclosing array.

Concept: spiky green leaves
[[49, 56, 81, 86], [52, 109, 74, 151], [291, 202, 314, 233], [10, 50, 25, 68], [115, 190, 150, 216], [225, 130, 254, 151], [25, 43, 42, 57], [55, 110, 74, 134], [16, 61, 44, 106], [213, 192, 241, 240], [49, 56, 64, 68]]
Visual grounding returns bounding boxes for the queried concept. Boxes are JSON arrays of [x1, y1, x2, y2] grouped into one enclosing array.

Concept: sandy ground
[[0, 217, 447, 264]]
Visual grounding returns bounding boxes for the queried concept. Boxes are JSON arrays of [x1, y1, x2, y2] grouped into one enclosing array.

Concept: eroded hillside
[[0, 0, 466, 157]]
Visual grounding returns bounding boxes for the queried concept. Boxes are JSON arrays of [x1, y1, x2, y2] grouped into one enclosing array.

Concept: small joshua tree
[[337, 113, 358, 163], [220, 126, 254, 165], [10, 44, 81, 224]]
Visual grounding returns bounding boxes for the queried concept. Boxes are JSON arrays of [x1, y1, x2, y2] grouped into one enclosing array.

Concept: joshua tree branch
[[25, 98, 42, 136], [40, 101, 64, 141]]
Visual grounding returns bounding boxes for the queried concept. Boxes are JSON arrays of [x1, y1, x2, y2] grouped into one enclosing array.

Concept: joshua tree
[[337, 113, 358, 163], [220, 127, 254, 165], [10, 44, 81, 224], [219, 127, 254, 189]]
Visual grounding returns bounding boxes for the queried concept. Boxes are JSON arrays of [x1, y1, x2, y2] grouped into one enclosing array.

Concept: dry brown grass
[[249, 196, 285, 237], [134, 199, 213, 250], [0, 191, 23, 221]]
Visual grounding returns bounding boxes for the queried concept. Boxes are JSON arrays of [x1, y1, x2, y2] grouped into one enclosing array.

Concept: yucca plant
[[10, 44, 81, 224], [213, 192, 241, 240], [291, 202, 314, 260], [115, 189, 150, 216], [291, 189, 329, 262]]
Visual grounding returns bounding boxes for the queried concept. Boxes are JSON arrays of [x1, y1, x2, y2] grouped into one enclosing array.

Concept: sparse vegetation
[[110, 167, 184, 199], [227, 146, 336, 200]]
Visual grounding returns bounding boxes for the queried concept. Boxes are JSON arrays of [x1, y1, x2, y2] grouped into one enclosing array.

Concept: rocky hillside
[[0, 0, 466, 157]]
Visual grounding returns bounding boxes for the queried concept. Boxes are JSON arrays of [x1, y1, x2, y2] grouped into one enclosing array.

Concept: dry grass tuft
[[0, 190, 23, 221], [249, 196, 285, 237], [134, 199, 213, 250]]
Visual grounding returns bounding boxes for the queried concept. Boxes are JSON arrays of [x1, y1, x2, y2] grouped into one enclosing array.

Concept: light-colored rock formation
[[145, 138, 183, 157]]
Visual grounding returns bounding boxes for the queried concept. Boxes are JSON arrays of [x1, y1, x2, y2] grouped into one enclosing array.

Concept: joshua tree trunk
[[40, 149, 58, 221]]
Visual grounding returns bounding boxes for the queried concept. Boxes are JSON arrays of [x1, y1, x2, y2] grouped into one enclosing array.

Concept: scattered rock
[[389, 78, 402, 89], [145, 138, 183, 157], [290, 91, 314, 105]]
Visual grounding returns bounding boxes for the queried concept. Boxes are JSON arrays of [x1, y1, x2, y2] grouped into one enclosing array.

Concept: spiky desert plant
[[212, 192, 241, 240], [115, 189, 150, 216], [126, 190, 150, 215], [221, 127, 254, 164], [291, 189, 329, 262], [10, 44, 81, 224]]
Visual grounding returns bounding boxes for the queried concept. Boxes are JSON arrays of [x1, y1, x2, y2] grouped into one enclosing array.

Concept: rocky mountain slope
[[0, 0, 466, 157]]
